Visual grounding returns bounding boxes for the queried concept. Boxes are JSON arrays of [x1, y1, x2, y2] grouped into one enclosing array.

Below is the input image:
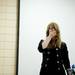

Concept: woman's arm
[[38, 28, 57, 52], [38, 40, 45, 53], [42, 29, 56, 49], [42, 36, 51, 49], [61, 42, 72, 75], [38, 38, 51, 52]]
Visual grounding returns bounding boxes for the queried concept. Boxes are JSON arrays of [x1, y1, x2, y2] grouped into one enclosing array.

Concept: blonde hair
[[46, 22, 61, 48]]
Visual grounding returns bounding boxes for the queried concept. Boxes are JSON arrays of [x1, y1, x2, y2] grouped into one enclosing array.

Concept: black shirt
[[38, 40, 70, 75]]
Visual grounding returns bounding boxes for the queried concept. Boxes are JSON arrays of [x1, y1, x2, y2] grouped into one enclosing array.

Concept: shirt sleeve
[[38, 40, 46, 53], [61, 42, 71, 70]]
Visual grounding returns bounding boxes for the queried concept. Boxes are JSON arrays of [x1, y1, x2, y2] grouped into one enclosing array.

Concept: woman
[[38, 22, 72, 75]]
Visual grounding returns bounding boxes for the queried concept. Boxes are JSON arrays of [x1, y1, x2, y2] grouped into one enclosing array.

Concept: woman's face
[[49, 27, 57, 38], [49, 27, 56, 32]]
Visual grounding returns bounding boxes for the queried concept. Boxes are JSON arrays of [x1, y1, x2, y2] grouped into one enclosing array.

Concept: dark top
[[38, 40, 70, 75]]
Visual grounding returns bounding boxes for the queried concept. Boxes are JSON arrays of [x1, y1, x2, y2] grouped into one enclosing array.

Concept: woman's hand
[[42, 28, 57, 49], [48, 29, 57, 39]]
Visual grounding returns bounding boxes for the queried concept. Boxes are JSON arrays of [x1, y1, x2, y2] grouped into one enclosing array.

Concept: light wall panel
[[0, 0, 19, 75]]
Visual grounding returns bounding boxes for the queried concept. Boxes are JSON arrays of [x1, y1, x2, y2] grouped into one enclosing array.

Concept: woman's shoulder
[[61, 41, 67, 48], [38, 39, 44, 45], [61, 41, 66, 45], [39, 39, 45, 43]]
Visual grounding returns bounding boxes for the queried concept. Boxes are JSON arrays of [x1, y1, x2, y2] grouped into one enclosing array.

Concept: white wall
[[18, 0, 75, 75]]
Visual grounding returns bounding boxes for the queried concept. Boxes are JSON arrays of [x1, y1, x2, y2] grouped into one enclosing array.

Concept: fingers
[[49, 30, 57, 38]]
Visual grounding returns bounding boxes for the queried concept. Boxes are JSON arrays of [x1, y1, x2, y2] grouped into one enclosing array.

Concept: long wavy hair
[[46, 22, 61, 48]]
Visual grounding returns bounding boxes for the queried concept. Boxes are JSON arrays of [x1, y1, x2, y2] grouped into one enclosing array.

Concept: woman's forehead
[[49, 25, 55, 29]]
